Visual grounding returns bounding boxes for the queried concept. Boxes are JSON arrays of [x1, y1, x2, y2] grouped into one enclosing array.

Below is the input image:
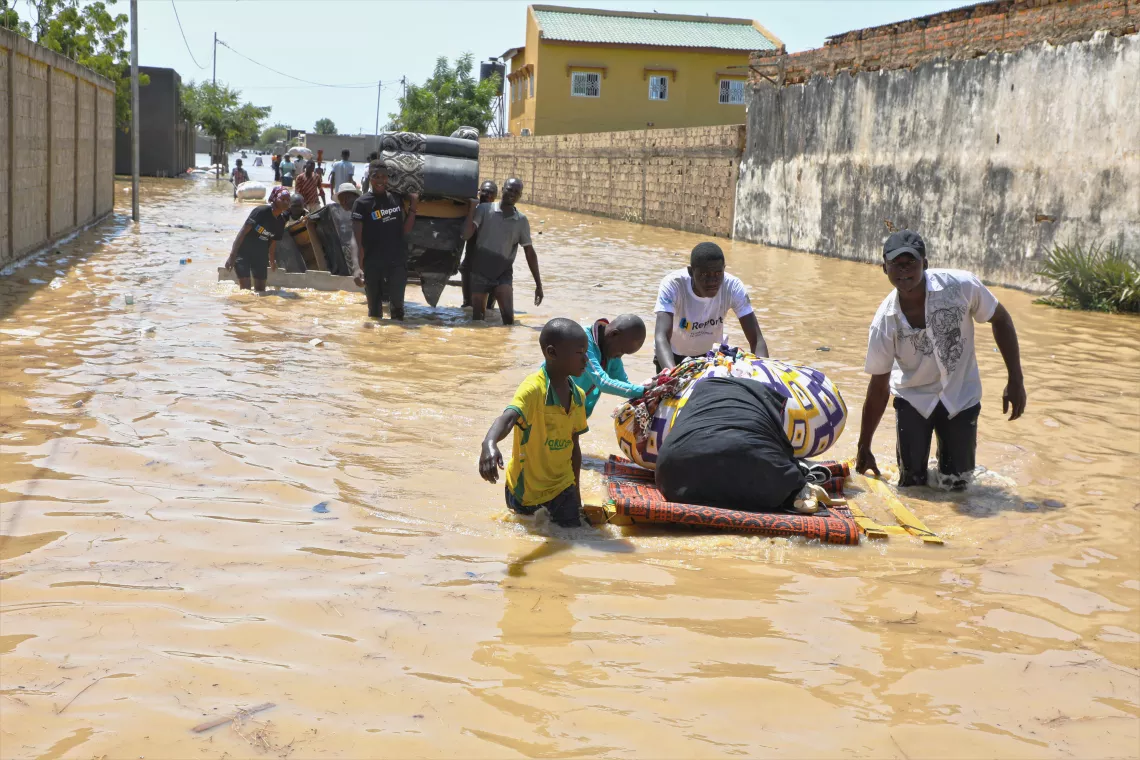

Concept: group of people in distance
[[224, 146, 542, 325], [479, 234, 1027, 529]]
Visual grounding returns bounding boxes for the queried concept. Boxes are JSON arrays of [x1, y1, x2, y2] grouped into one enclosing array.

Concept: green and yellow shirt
[[505, 367, 589, 507]]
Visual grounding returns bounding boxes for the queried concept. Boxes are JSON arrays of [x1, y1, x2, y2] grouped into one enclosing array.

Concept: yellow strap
[[853, 473, 944, 545], [844, 499, 891, 540]]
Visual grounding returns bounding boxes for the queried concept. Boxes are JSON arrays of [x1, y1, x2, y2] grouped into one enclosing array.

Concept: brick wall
[[1, 28, 116, 269], [479, 124, 745, 238], [751, 0, 1136, 83]]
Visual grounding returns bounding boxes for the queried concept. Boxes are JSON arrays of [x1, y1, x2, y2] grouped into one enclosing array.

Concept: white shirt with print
[[654, 268, 754, 357], [864, 269, 999, 419]]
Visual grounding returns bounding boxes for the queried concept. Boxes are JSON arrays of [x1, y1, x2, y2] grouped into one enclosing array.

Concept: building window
[[571, 71, 601, 98], [718, 78, 745, 105], [648, 75, 668, 101], [529, 73, 535, 98]]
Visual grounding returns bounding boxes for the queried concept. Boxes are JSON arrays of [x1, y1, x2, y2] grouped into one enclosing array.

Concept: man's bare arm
[[654, 312, 675, 370]]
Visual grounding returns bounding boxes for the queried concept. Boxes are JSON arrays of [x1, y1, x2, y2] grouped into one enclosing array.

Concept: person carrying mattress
[[653, 242, 768, 372], [460, 180, 498, 308], [351, 159, 419, 321], [462, 177, 543, 325], [572, 314, 649, 418], [224, 185, 290, 293]]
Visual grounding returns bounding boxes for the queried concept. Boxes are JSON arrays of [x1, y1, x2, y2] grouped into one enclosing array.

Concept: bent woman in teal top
[[573, 315, 648, 418]]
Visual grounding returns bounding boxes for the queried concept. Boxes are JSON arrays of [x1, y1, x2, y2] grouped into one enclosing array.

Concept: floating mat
[[601, 457, 860, 545]]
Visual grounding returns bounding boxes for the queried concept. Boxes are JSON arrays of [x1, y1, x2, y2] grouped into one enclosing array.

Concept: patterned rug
[[603, 456, 861, 545]]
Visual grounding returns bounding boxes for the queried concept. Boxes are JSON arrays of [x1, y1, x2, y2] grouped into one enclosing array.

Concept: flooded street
[[1, 176, 1138, 759]]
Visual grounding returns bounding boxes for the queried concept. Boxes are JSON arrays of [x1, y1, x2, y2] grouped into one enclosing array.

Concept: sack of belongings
[[613, 345, 848, 470]]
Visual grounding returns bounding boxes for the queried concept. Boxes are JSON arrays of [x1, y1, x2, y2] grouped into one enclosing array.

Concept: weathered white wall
[[734, 33, 1140, 290]]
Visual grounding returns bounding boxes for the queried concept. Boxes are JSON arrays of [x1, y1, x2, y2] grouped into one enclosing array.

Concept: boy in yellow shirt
[[479, 319, 590, 527]]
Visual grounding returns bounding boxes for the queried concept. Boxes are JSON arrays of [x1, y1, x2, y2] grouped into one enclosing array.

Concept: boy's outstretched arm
[[479, 409, 521, 483]]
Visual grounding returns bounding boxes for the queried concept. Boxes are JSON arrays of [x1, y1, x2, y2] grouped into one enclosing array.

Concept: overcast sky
[[16, 0, 967, 135]]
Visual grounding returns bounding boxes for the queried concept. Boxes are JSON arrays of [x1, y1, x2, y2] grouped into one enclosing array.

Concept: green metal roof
[[533, 8, 777, 51]]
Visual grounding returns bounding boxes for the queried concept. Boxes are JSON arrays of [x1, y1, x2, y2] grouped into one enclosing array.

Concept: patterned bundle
[[614, 345, 848, 469]]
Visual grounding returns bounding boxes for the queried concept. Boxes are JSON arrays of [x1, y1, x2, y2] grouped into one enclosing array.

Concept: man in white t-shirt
[[653, 242, 767, 372], [856, 230, 1027, 488]]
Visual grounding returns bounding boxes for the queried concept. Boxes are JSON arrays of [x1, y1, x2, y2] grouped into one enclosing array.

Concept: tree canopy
[[6, 0, 145, 130], [389, 53, 498, 136], [181, 80, 270, 163], [258, 124, 290, 150], [314, 118, 337, 135]]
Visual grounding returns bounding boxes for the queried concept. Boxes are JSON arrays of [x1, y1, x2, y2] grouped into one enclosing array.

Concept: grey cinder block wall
[[1, 27, 117, 269]]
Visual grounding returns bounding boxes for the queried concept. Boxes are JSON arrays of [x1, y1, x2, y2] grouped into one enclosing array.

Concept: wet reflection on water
[[0, 176, 1137, 758]]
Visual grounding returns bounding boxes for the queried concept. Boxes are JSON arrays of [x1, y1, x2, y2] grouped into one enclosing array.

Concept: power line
[[216, 39, 394, 89], [170, 0, 207, 69]]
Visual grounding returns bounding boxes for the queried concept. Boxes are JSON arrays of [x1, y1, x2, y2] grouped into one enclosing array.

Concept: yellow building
[[502, 5, 782, 136]]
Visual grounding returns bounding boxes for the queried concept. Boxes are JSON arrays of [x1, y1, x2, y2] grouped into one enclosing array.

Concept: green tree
[[16, 1, 144, 130], [313, 118, 337, 135], [257, 123, 289, 150], [180, 80, 269, 168], [1, 4, 32, 36], [389, 53, 498, 136]]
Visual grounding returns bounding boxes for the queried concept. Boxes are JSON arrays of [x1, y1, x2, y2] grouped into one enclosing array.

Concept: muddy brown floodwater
[[1, 177, 1138, 759]]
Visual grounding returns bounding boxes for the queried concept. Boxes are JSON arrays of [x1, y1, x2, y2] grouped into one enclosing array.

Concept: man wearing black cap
[[653, 242, 767, 373], [856, 230, 1026, 489]]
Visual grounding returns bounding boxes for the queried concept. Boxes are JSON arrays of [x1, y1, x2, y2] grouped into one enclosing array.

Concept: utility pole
[[212, 32, 217, 86], [374, 80, 381, 151], [130, 0, 139, 222]]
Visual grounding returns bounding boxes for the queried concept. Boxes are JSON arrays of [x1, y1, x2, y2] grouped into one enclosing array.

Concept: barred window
[[718, 78, 745, 105], [571, 71, 601, 98], [529, 73, 535, 98], [648, 75, 668, 101]]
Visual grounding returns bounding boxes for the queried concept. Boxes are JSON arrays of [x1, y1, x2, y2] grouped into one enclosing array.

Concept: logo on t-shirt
[[371, 207, 400, 221], [546, 437, 572, 451], [254, 225, 271, 240], [682, 316, 723, 332]]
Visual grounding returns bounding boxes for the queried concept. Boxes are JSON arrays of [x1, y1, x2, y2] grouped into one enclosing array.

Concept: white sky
[[14, 0, 968, 134]]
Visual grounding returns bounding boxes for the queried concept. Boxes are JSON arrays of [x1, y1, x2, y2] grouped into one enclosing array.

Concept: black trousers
[[894, 397, 981, 486], [504, 485, 582, 528], [363, 255, 407, 318]]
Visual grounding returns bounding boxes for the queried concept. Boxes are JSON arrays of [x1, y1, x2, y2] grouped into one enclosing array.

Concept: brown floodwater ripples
[[1, 177, 1137, 758]]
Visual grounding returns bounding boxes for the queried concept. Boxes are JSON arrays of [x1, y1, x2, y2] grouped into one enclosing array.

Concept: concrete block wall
[[1, 28, 117, 269], [479, 124, 745, 237]]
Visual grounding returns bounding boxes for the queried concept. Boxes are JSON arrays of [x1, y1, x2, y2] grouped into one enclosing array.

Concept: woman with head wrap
[[225, 186, 291, 292]]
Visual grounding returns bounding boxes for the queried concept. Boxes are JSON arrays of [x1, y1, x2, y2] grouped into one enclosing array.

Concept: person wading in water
[[855, 230, 1027, 489], [653, 242, 767, 372], [225, 186, 290, 293], [460, 180, 498, 309], [351, 159, 418, 321], [461, 177, 543, 325]]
